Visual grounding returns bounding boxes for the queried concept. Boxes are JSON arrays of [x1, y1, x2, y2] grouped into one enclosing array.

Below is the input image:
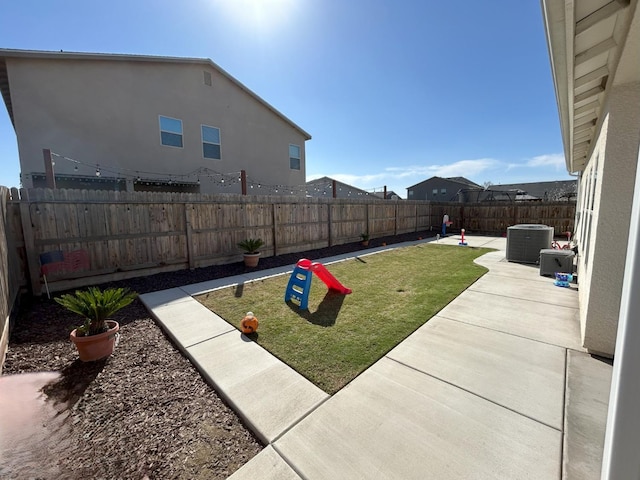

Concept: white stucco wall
[[577, 82, 640, 356], [7, 57, 308, 193]]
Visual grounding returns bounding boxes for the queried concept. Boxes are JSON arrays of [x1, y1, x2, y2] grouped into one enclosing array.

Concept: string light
[[48, 151, 370, 198]]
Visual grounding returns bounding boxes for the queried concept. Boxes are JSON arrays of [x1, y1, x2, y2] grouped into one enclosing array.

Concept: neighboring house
[[478, 180, 578, 202], [0, 49, 311, 194], [543, 0, 639, 474], [305, 176, 381, 199], [371, 189, 402, 200], [406, 176, 482, 201]]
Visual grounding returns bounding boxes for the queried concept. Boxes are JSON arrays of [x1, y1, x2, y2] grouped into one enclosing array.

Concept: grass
[[196, 243, 492, 394]]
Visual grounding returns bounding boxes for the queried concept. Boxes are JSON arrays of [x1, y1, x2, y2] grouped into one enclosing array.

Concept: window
[[432, 189, 438, 196], [159, 116, 183, 148], [289, 144, 301, 170], [203, 71, 212, 86], [441, 188, 447, 195], [202, 125, 221, 159]]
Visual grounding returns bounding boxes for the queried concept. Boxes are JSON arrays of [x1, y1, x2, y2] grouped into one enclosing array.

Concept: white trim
[[601, 143, 640, 479]]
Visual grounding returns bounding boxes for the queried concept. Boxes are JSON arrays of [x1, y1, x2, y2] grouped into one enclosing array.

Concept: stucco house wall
[[2, 51, 310, 194], [575, 82, 640, 356]]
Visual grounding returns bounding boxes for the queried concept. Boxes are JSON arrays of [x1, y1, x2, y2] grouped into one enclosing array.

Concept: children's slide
[[311, 263, 352, 294]]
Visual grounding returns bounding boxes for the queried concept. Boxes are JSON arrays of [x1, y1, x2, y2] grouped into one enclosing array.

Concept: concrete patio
[[139, 235, 612, 479]]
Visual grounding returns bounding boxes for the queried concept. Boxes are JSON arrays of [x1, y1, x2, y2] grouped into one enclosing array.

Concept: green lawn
[[196, 244, 491, 394]]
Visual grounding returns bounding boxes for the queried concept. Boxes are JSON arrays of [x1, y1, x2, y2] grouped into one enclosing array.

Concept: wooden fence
[[1, 187, 27, 373], [4, 188, 575, 297]]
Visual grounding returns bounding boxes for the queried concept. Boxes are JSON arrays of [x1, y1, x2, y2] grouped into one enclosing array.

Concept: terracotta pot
[[70, 320, 119, 362], [361, 241, 369, 247], [243, 253, 260, 267]]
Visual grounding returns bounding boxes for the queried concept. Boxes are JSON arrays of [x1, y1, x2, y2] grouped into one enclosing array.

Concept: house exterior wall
[[6, 57, 307, 193], [577, 82, 640, 356], [407, 178, 474, 202]]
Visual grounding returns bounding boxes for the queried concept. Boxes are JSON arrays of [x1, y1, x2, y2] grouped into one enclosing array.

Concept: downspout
[[601, 144, 640, 479]]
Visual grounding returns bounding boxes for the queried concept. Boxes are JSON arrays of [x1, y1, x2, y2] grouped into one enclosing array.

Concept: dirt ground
[[2, 231, 434, 479]]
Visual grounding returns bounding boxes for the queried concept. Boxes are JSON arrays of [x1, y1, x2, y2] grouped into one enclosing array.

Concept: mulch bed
[[3, 231, 434, 479]]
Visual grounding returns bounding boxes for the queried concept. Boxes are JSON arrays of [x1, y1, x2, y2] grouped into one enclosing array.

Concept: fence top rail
[[4, 188, 577, 208]]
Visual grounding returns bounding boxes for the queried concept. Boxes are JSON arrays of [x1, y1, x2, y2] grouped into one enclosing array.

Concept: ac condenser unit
[[506, 224, 554, 264]]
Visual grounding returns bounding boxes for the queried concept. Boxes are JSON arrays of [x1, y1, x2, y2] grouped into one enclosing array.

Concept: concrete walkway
[[139, 235, 612, 480]]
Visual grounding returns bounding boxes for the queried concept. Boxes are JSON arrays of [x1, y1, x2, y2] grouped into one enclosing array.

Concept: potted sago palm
[[238, 238, 265, 267], [55, 286, 137, 362]]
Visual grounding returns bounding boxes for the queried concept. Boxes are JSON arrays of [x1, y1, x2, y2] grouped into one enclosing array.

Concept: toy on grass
[[240, 311, 259, 333], [459, 228, 468, 246], [285, 259, 352, 310]]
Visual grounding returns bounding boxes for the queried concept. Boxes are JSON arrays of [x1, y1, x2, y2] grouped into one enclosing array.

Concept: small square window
[[202, 125, 221, 159], [159, 116, 183, 148], [441, 188, 447, 195], [289, 144, 301, 170], [432, 189, 438, 196]]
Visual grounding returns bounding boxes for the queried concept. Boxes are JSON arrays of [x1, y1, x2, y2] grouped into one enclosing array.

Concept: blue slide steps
[[285, 265, 313, 310]]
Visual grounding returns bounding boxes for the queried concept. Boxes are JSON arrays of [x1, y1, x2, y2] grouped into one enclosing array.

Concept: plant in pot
[[55, 286, 137, 362], [238, 238, 265, 267], [360, 233, 370, 247]]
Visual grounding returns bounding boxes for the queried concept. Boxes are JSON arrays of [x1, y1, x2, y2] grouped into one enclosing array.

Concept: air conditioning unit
[[539, 249, 575, 276], [506, 224, 554, 264]]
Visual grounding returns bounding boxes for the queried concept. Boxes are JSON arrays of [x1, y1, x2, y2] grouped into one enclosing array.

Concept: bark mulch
[[3, 231, 434, 479]]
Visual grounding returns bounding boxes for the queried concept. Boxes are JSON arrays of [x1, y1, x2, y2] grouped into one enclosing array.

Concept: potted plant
[[238, 238, 265, 267], [55, 286, 137, 362], [360, 233, 370, 247]]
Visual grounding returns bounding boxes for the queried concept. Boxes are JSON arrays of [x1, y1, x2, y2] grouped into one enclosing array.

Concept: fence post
[[241, 170, 247, 196], [366, 203, 370, 237], [18, 189, 42, 296], [272, 203, 278, 256], [43, 149, 56, 190], [415, 203, 419, 232], [394, 202, 398, 235], [184, 203, 195, 269], [332, 179, 337, 199], [327, 202, 333, 247]]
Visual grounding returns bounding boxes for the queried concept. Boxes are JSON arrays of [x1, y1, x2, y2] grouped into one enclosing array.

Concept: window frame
[[289, 144, 301, 170], [159, 115, 183, 148], [201, 124, 222, 160]]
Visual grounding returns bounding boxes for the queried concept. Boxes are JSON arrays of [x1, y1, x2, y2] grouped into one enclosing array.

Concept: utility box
[[539, 249, 575, 277]]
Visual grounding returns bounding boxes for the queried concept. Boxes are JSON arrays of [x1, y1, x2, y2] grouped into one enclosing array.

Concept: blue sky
[[0, 0, 571, 197]]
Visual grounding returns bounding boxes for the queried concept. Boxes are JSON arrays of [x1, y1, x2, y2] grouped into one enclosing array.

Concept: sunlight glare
[[216, 0, 297, 34]]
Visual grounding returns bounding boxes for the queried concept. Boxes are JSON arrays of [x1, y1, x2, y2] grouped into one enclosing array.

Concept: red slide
[[311, 262, 352, 294]]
